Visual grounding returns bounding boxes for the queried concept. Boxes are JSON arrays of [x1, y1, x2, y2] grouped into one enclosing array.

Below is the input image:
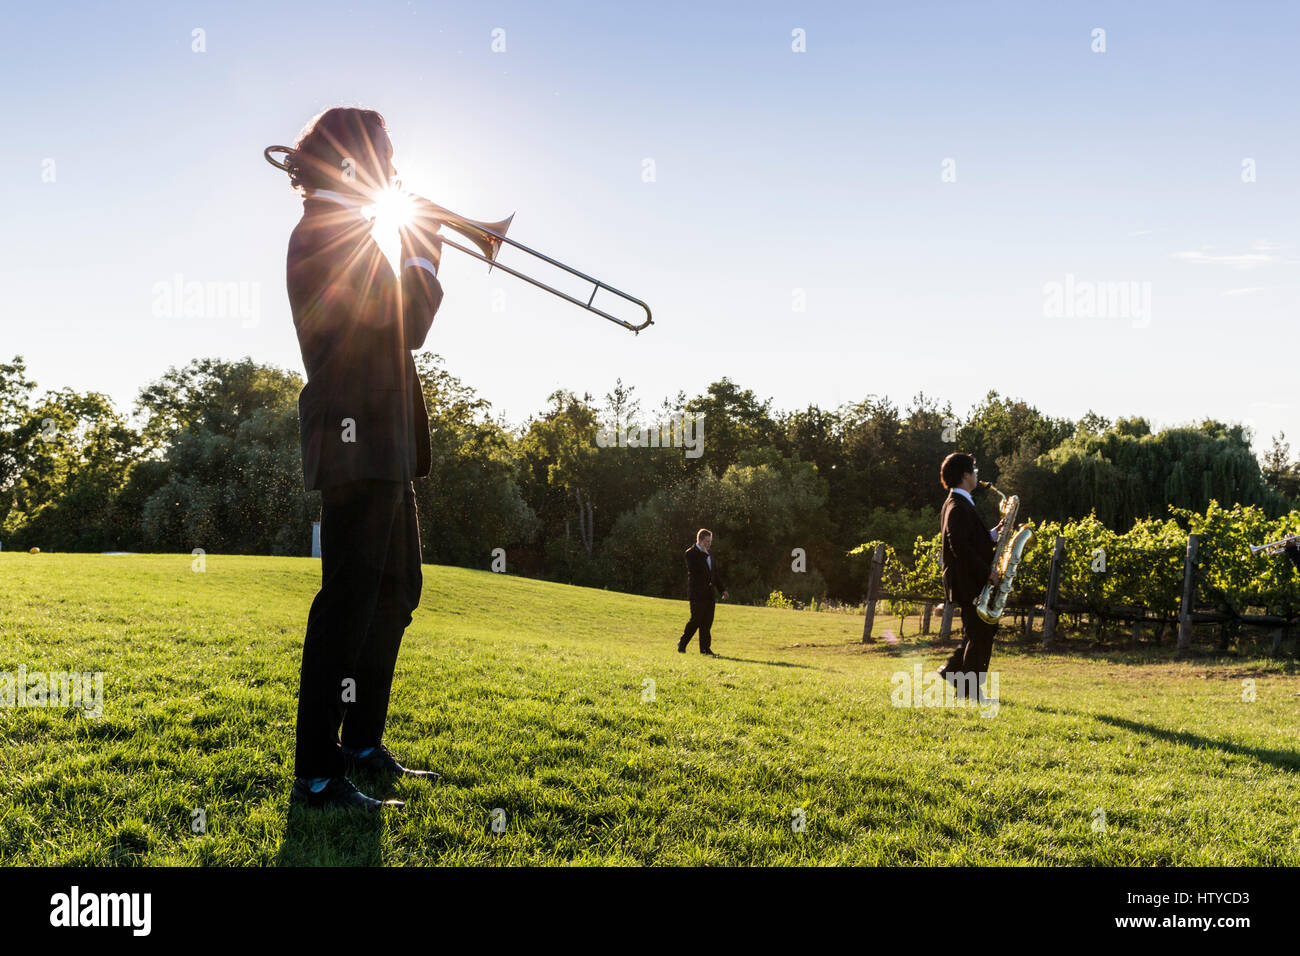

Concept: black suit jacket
[[941, 491, 994, 606], [685, 545, 725, 602], [287, 197, 443, 491], [1286, 540, 1300, 572]]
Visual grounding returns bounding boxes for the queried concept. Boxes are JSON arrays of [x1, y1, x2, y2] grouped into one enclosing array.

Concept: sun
[[365, 187, 416, 231], [364, 187, 421, 273]]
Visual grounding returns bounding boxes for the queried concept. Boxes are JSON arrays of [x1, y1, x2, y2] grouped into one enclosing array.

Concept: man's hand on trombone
[[401, 198, 445, 271]]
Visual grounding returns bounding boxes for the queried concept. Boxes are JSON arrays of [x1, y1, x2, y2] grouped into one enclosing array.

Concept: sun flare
[[365, 187, 416, 231]]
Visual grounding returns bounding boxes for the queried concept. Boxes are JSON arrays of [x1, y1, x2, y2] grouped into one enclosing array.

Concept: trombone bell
[[415, 202, 513, 263], [456, 213, 514, 264]]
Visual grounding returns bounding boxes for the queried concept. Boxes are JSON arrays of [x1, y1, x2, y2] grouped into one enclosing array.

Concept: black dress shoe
[[290, 776, 403, 811], [677, 642, 687, 653], [701, 649, 717, 657], [343, 744, 440, 783]]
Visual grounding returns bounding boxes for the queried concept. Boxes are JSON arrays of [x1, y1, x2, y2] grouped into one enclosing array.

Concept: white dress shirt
[[695, 542, 712, 570], [309, 188, 369, 221]]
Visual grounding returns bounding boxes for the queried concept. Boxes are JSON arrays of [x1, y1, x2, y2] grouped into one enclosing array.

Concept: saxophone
[[974, 481, 1035, 625]]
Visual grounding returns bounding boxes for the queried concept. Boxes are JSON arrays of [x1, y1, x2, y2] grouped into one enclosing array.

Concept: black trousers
[[679, 596, 716, 653], [943, 600, 998, 680], [294, 479, 422, 779]]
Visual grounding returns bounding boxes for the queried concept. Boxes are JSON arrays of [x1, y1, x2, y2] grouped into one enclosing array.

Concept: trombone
[[263, 145, 653, 333], [1249, 534, 1297, 557]]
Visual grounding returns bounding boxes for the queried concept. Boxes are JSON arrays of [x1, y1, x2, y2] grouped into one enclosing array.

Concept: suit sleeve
[[1286, 540, 1300, 572], [400, 231, 443, 350]]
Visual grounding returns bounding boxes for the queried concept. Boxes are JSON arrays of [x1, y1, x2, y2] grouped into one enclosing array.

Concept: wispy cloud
[[1170, 241, 1292, 269], [1222, 286, 1266, 296]]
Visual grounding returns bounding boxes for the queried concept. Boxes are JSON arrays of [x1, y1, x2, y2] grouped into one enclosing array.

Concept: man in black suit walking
[[936, 453, 1002, 701], [280, 107, 444, 811], [678, 528, 729, 656]]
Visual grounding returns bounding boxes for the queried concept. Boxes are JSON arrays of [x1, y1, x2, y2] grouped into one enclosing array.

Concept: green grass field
[[2, 552, 1299, 866]]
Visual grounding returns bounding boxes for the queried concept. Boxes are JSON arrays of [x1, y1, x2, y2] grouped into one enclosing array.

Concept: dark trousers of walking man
[[946, 603, 996, 679], [680, 595, 717, 654]]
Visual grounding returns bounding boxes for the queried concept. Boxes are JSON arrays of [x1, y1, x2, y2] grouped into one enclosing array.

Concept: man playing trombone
[[280, 107, 444, 811]]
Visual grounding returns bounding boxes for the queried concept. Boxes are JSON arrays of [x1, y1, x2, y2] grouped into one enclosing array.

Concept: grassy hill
[[1, 552, 1298, 865]]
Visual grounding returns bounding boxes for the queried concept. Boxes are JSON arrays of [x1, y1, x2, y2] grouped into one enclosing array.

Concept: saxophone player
[[936, 453, 1002, 702]]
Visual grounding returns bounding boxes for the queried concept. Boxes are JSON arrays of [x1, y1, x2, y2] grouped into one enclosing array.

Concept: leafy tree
[[0, 356, 37, 529], [684, 377, 778, 478], [411, 353, 536, 569], [1002, 418, 1288, 529], [956, 390, 1074, 487], [517, 389, 604, 577], [606, 449, 830, 603], [140, 402, 310, 555], [1262, 432, 1300, 503], [134, 357, 302, 452], [2, 389, 143, 551]]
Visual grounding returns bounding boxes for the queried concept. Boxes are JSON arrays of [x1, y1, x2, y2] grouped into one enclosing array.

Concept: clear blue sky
[[2, 1, 1296, 450]]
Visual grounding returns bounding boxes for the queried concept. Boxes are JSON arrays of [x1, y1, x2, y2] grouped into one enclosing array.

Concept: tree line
[[1, 353, 1296, 605]]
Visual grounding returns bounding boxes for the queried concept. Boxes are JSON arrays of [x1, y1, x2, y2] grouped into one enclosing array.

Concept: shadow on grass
[[1024, 703, 1300, 774], [1092, 713, 1300, 773], [275, 802, 388, 866], [705, 654, 817, 669], [874, 631, 1299, 669]]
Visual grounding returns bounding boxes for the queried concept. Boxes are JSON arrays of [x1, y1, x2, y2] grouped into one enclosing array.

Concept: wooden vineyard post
[[939, 602, 955, 644], [861, 543, 885, 644], [921, 602, 933, 636], [1041, 536, 1065, 650], [1176, 534, 1200, 658]]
